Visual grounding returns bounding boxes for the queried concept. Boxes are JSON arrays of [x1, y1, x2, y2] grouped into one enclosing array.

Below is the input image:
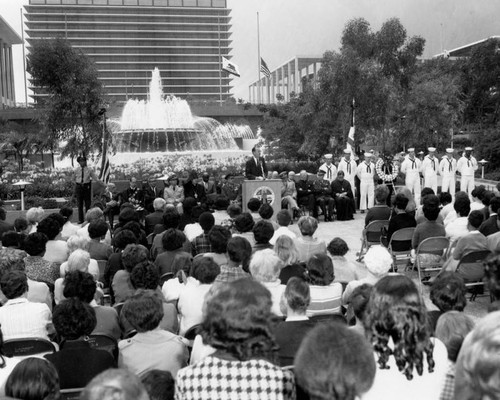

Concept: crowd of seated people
[[0, 169, 499, 399]]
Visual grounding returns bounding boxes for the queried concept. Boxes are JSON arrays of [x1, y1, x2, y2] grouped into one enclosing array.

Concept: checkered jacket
[[175, 355, 295, 400]]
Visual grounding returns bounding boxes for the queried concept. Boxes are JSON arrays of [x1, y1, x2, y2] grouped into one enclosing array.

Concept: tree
[[27, 38, 106, 158], [0, 119, 45, 172]]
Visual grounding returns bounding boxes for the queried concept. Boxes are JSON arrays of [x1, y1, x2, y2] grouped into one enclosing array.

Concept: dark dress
[[45, 340, 115, 389], [272, 319, 316, 366], [331, 178, 355, 221]]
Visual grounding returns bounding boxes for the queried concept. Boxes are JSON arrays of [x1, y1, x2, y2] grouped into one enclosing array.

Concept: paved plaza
[[287, 212, 490, 321]]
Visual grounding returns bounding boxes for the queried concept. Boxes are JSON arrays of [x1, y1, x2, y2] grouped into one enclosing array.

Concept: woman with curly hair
[[362, 275, 449, 400], [175, 278, 295, 399]]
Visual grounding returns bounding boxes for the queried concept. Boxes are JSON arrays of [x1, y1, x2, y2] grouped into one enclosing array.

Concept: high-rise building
[[0, 15, 22, 108], [24, 0, 232, 104]]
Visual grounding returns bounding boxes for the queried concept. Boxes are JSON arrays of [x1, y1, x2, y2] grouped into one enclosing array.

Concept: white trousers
[[424, 173, 438, 193], [360, 179, 374, 210], [461, 175, 475, 196], [406, 173, 421, 204], [441, 174, 456, 199]]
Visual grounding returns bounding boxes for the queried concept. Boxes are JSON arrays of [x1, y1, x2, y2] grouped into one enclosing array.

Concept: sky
[[2, 0, 500, 103]]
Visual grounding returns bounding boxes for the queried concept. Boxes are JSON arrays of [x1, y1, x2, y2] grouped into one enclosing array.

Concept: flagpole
[[20, 8, 27, 107], [218, 13, 222, 107], [257, 12, 261, 104]]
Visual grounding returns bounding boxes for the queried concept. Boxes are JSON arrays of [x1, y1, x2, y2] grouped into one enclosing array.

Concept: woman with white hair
[[54, 249, 92, 304], [249, 249, 285, 316], [26, 207, 45, 234], [59, 235, 99, 280], [342, 245, 393, 305]]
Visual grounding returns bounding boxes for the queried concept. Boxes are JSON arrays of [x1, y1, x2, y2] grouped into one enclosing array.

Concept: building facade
[[249, 56, 322, 104], [24, 0, 233, 103], [0, 16, 22, 108]]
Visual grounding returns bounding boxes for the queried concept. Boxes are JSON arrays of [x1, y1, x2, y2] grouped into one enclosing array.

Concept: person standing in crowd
[[245, 146, 267, 180], [357, 152, 375, 214], [439, 148, 457, 199], [400, 147, 422, 205], [313, 170, 335, 221], [421, 147, 439, 193], [457, 147, 478, 197], [74, 156, 103, 224], [319, 154, 337, 184], [375, 153, 399, 206], [337, 148, 357, 196]]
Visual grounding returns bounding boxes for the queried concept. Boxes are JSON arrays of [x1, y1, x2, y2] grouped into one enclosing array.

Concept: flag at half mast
[[347, 98, 355, 154], [260, 57, 271, 79], [222, 57, 240, 77]]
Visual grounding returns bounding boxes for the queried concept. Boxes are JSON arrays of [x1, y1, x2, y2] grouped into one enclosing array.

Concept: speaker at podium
[[242, 179, 282, 217]]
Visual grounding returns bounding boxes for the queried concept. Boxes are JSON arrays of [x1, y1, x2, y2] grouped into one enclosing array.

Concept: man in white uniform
[[457, 146, 478, 197], [356, 152, 375, 213], [400, 147, 422, 204], [319, 154, 337, 184], [337, 148, 357, 196], [439, 148, 457, 199], [421, 147, 439, 193]]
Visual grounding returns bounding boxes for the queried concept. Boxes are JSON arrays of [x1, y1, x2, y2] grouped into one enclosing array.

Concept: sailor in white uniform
[[439, 148, 457, 199], [421, 147, 439, 193], [319, 154, 337, 184], [400, 147, 422, 204], [356, 152, 375, 213], [337, 148, 357, 195], [457, 146, 478, 197]]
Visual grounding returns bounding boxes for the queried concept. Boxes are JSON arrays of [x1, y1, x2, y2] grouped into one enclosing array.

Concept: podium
[[242, 179, 282, 216]]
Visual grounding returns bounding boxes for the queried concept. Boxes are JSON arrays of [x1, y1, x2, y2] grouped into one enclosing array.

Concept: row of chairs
[[359, 220, 492, 298]]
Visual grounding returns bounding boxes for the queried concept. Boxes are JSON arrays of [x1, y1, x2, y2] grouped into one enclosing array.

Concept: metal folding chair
[[358, 220, 389, 261], [456, 250, 491, 301], [3, 338, 56, 358], [387, 227, 415, 271], [415, 236, 450, 294]]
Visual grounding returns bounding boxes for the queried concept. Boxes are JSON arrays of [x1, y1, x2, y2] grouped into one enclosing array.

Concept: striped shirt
[[307, 283, 343, 316]]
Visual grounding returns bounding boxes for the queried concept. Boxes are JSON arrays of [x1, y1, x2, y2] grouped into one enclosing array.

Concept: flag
[[347, 98, 355, 153], [260, 57, 271, 79], [99, 136, 111, 184], [222, 57, 240, 77]]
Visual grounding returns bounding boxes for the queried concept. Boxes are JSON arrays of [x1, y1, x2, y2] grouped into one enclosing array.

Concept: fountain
[[114, 68, 255, 153]]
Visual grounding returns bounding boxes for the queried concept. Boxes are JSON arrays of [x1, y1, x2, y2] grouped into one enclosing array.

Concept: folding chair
[[59, 388, 84, 400], [387, 227, 415, 271], [456, 250, 491, 301], [358, 220, 389, 261], [415, 237, 450, 294], [86, 334, 119, 360], [159, 272, 174, 286], [3, 338, 56, 358]]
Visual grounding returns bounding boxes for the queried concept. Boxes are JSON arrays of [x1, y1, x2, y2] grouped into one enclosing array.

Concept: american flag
[[260, 58, 271, 79], [347, 98, 355, 153], [99, 134, 111, 184]]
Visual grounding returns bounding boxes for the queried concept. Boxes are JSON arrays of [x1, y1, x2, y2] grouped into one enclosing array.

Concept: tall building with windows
[[24, 0, 232, 103], [0, 16, 22, 108]]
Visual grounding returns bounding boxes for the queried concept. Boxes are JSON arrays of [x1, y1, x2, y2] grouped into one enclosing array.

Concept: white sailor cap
[[324, 154, 333, 159], [446, 148, 454, 154], [343, 148, 351, 154], [370, 149, 375, 153], [364, 152, 372, 158], [428, 147, 436, 152], [465, 147, 473, 151], [407, 147, 415, 152]]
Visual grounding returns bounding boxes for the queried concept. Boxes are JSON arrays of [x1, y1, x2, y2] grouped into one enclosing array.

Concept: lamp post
[[479, 159, 488, 179], [12, 181, 33, 211]]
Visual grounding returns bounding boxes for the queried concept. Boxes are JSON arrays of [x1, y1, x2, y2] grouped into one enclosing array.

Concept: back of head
[[485, 253, 500, 300], [208, 225, 231, 253], [274, 235, 299, 265], [247, 197, 262, 212], [420, 187, 435, 202], [200, 278, 275, 361], [298, 216, 318, 236], [141, 370, 174, 400], [454, 193, 471, 217], [490, 196, 500, 214], [118, 208, 138, 226], [23, 232, 48, 256], [226, 236, 252, 266], [226, 204, 242, 219], [53, 297, 97, 340], [26, 207, 44, 224], [190, 256, 220, 284], [364, 245, 392, 277], [214, 196, 230, 211], [234, 213, 254, 233], [59, 206, 74, 222], [468, 210, 484, 229], [14, 217, 28, 233], [350, 283, 373, 322], [63, 270, 96, 303], [375, 184, 389, 204], [0, 270, 28, 300], [86, 207, 104, 223], [276, 210, 291, 227], [162, 208, 180, 229], [130, 261, 160, 290], [66, 234, 90, 252], [435, 311, 474, 362], [199, 212, 215, 232], [284, 277, 310, 314], [5, 358, 60, 400], [249, 249, 283, 283], [252, 220, 274, 244], [88, 219, 109, 239], [294, 322, 376, 400], [2, 231, 21, 248], [422, 194, 441, 221], [113, 229, 138, 250], [430, 272, 467, 312], [36, 217, 61, 240], [394, 193, 409, 211], [327, 237, 349, 257], [258, 203, 274, 220], [162, 228, 186, 251], [122, 289, 164, 333], [81, 368, 149, 400], [67, 249, 91, 273], [153, 198, 166, 212], [439, 192, 452, 206], [307, 253, 334, 286], [122, 244, 149, 273]]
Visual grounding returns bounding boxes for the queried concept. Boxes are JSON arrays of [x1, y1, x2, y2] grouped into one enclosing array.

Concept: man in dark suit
[[0, 208, 13, 241], [142, 177, 162, 213], [121, 177, 144, 210], [199, 172, 217, 203], [245, 146, 268, 180], [479, 196, 500, 236]]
